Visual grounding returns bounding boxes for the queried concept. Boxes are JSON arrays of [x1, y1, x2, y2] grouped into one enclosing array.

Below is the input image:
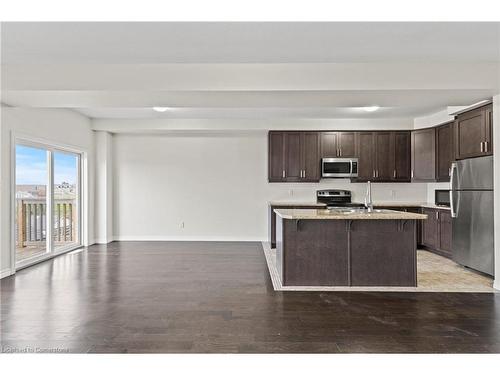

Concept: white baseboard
[[94, 237, 115, 244], [494, 279, 500, 291], [0, 268, 15, 279], [113, 236, 267, 242]]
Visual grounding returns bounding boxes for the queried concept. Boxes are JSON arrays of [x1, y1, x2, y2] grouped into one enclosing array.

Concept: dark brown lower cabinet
[[421, 207, 452, 258], [374, 206, 422, 247], [276, 218, 349, 286], [269, 204, 326, 248], [438, 210, 452, 256], [349, 220, 416, 287], [276, 217, 417, 287]]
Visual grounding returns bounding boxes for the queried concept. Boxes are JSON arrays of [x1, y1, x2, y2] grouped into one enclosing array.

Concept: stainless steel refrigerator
[[450, 156, 494, 276]]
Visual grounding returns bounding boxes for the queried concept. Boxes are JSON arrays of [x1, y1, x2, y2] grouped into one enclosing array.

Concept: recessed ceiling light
[[362, 106, 380, 112], [153, 107, 169, 112]]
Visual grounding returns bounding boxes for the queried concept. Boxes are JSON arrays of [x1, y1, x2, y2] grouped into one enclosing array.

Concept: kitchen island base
[[276, 216, 417, 287]]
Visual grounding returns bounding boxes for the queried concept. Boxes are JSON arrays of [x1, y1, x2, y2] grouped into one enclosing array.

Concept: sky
[[16, 145, 78, 185]]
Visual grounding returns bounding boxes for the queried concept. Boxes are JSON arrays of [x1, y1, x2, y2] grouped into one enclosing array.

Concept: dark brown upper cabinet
[[356, 132, 376, 180], [436, 121, 454, 182], [301, 132, 321, 182], [268, 131, 320, 182], [355, 131, 411, 182], [320, 132, 357, 158], [411, 128, 436, 181], [455, 104, 493, 160], [268, 132, 285, 182], [284, 132, 302, 182], [393, 131, 411, 181], [374, 132, 393, 180]]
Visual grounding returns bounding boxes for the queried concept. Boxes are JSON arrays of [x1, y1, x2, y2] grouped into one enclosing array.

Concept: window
[[15, 140, 82, 267]]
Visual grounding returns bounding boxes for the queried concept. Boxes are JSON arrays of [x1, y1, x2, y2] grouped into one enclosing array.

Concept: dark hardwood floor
[[1, 241, 500, 353]]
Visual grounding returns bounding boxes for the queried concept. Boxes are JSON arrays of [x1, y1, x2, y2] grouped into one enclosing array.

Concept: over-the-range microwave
[[321, 158, 359, 178]]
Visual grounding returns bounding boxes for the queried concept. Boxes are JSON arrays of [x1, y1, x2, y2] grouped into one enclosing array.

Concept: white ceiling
[[3, 22, 500, 64], [2, 22, 500, 123]]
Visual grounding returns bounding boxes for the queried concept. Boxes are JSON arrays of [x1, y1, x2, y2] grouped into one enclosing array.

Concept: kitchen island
[[274, 208, 427, 287]]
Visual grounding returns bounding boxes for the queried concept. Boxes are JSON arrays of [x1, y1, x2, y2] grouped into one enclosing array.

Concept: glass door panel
[[53, 151, 80, 251], [15, 145, 49, 263]]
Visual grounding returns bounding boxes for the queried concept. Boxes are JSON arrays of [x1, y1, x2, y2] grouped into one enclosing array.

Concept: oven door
[[322, 158, 357, 178]]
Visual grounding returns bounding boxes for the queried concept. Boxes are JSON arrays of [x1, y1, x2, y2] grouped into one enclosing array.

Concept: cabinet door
[[374, 132, 393, 181], [484, 105, 493, 156], [438, 210, 452, 255], [436, 122, 454, 182], [422, 208, 438, 249], [393, 132, 411, 181], [406, 207, 423, 246], [338, 132, 357, 157], [302, 132, 320, 181], [320, 132, 339, 158], [268, 132, 285, 182], [356, 132, 375, 181], [284, 132, 302, 181], [455, 107, 486, 159], [411, 128, 436, 181]]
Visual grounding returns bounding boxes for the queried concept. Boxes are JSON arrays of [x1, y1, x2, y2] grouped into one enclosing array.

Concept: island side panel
[[280, 218, 349, 286], [275, 215, 285, 283], [349, 220, 417, 287]]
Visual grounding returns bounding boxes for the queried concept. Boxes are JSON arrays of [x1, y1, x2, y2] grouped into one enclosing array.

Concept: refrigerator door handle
[[449, 162, 457, 190], [450, 190, 458, 218], [450, 162, 458, 218]]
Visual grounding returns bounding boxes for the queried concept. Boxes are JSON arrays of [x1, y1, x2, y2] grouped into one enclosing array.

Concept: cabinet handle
[[373, 170, 376, 178], [485, 141, 488, 153], [480, 142, 484, 152], [449, 167, 451, 177], [376, 170, 379, 178], [282, 170, 285, 178], [411, 170, 414, 179], [393, 169, 396, 179], [303, 169, 306, 178], [339, 148, 342, 157], [436, 211, 439, 220]]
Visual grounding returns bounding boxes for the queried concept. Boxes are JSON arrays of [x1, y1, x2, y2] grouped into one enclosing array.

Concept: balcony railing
[[16, 198, 77, 250]]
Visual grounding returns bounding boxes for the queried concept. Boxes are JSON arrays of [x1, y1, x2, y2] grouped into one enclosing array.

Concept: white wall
[[94, 131, 113, 243], [493, 94, 500, 290], [0, 108, 94, 277], [112, 132, 428, 241]]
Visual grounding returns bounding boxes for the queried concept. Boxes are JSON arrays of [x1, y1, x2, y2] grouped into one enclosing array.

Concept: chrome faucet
[[365, 181, 373, 212]]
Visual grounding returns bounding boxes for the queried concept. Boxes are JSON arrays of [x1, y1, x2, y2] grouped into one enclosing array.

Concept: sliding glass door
[[53, 151, 80, 252], [15, 141, 81, 267], [15, 145, 49, 262]]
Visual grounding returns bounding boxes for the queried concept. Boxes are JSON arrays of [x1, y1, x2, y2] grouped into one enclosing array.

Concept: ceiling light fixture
[[362, 106, 380, 112], [153, 107, 169, 112]]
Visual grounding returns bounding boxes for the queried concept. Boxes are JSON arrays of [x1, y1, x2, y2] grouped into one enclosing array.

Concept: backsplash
[[268, 179, 429, 204]]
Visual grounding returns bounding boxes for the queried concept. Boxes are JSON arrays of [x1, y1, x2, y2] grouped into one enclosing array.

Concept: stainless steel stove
[[316, 189, 365, 209]]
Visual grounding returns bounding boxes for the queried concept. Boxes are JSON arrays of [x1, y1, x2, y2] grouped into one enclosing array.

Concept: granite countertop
[[274, 208, 428, 220], [268, 201, 327, 207], [366, 201, 452, 210], [269, 201, 450, 210]]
